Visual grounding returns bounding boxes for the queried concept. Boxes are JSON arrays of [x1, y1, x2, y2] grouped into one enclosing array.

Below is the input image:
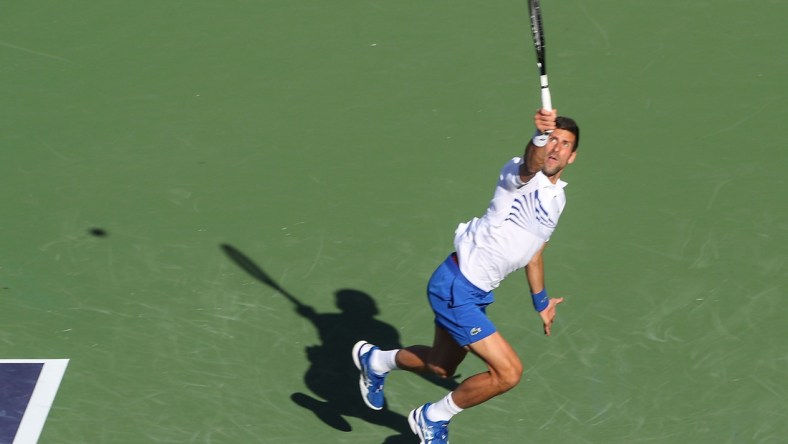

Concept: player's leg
[[404, 326, 469, 443], [353, 253, 467, 414], [354, 324, 467, 414], [408, 332, 522, 443], [394, 325, 468, 377], [451, 331, 523, 408], [409, 277, 503, 443]]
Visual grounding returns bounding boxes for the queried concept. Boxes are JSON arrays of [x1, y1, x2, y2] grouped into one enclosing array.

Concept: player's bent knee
[[501, 368, 523, 391], [494, 362, 524, 393]]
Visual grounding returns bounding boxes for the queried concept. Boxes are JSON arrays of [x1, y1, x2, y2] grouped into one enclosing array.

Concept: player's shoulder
[[498, 157, 526, 189], [502, 157, 522, 173]]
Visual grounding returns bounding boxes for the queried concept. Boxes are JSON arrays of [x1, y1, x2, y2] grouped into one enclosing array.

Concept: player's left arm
[[525, 243, 564, 336]]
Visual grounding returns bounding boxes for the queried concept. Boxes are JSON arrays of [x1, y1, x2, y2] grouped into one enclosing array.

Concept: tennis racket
[[528, 0, 552, 111]]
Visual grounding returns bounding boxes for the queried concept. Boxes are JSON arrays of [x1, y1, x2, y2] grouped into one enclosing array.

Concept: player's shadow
[[220, 244, 458, 442]]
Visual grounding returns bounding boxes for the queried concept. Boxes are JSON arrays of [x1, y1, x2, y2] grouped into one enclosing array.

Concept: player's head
[[542, 118, 579, 178], [555, 116, 580, 151]]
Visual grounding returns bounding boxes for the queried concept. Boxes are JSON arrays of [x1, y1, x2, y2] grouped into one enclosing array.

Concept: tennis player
[[352, 109, 581, 443]]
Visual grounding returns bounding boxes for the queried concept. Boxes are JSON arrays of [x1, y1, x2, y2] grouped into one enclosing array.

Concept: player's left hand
[[540, 297, 564, 336]]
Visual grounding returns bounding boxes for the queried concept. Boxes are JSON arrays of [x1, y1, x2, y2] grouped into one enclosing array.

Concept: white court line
[[1, 359, 69, 444]]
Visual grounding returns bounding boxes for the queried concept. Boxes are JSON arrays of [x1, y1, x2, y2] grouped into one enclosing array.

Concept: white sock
[[370, 348, 399, 375], [426, 392, 463, 422]]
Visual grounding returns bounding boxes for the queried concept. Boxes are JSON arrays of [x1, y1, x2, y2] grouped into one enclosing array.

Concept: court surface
[[1, 0, 786, 443]]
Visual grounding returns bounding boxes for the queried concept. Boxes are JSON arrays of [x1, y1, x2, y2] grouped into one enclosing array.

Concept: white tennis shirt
[[453, 157, 568, 292]]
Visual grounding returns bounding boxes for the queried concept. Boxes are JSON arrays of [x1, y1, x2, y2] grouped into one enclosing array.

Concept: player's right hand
[[534, 108, 557, 134]]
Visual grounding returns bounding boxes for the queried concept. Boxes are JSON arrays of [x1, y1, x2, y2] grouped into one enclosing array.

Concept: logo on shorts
[[470, 327, 482, 336]]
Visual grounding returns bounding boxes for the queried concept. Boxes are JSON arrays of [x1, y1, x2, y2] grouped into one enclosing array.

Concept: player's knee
[[495, 361, 523, 392]]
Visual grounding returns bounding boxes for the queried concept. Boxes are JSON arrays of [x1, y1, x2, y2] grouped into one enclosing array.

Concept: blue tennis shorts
[[427, 253, 496, 347]]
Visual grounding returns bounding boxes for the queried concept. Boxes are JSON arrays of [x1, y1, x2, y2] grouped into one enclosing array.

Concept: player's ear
[[567, 151, 577, 165]]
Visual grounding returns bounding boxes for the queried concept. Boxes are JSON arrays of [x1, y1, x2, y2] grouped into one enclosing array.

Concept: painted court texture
[[1, 1, 786, 443]]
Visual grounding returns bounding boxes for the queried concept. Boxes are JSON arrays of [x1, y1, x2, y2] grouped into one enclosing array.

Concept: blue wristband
[[531, 289, 549, 312]]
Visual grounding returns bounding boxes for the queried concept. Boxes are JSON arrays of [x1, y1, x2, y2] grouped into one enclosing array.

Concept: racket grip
[[540, 75, 552, 111]]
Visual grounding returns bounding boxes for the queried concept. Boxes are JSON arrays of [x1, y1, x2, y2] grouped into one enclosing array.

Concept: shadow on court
[[221, 244, 457, 443]]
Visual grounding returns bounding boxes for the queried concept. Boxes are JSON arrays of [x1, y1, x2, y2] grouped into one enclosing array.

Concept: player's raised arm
[[520, 108, 558, 181]]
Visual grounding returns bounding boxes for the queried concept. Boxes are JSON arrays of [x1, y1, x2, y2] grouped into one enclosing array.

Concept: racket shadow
[[220, 244, 458, 441]]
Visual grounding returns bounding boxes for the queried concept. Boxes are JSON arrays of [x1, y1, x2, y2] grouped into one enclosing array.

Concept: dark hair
[[556, 116, 580, 151]]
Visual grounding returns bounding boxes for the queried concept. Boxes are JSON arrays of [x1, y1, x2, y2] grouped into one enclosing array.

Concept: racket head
[[528, 0, 547, 74]]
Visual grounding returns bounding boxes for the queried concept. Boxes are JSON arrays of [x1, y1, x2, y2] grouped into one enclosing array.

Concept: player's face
[[542, 129, 577, 177]]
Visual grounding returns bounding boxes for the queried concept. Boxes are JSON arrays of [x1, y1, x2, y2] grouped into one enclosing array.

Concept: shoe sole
[[351, 340, 382, 411], [408, 405, 426, 444]]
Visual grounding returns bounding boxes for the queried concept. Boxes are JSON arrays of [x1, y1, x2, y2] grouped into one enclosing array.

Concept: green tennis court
[[2, 0, 786, 442]]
